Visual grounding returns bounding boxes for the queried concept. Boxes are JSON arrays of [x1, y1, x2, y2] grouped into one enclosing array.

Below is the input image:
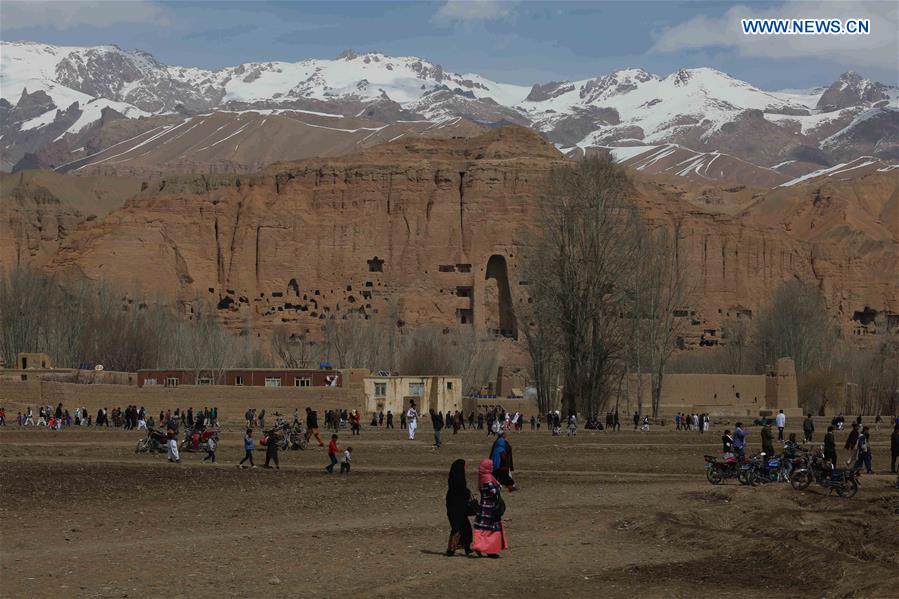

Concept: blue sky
[[2, 1, 896, 88]]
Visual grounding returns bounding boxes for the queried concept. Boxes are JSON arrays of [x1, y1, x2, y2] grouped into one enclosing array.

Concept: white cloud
[[1, 0, 169, 30], [651, 1, 898, 71], [432, 0, 513, 24]]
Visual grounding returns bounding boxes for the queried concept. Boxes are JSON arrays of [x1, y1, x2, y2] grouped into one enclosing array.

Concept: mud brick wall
[[0, 382, 364, 426]]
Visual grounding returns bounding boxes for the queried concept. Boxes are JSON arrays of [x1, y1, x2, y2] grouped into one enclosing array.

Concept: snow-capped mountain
[[1, 40, 896, 183]]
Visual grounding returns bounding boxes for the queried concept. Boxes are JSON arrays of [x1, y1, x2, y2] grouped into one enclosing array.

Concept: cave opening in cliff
[[368, 257, 384, 272], [851, 306, 877, 326], [484, 255, 517, 339], [288, 279, 300, 297]]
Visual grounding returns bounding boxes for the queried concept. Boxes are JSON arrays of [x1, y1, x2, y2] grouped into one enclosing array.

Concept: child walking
[[239, 429, 255, 468], [203, 435, 216, 463], [326, 434, 340, 473], [340, 446, 352, 473]]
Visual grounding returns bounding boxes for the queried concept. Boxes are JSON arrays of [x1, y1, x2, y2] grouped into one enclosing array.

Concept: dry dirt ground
[[1, 422, 897, 599]]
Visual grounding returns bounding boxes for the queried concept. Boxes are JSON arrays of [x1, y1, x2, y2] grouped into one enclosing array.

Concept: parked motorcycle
[[135, 427, 168, 453], [180, 427, 219, 452], [744, 453, 788, 486], [260, 420, 308, 451], [704, 453, 741, 484], [790, 451, 860, 498]]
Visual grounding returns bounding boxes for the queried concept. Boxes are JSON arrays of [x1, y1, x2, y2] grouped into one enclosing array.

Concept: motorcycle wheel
[[135, 439, 147, 453], [749, 469, 763, 486], [738, 469, 752, 486], [707, 466, 724, 485], [836, 479, 858, 498], [790, 470, 812, 491]]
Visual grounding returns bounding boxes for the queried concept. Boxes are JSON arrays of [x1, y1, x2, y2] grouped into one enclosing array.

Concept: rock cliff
[[7, 126, 898, 358]]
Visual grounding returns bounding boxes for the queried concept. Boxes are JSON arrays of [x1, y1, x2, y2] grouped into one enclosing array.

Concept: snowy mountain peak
[[1, 40, 896, 178], [817, 71, 890, 112]]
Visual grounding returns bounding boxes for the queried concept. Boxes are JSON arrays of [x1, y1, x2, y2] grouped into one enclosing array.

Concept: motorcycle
[[749, 452, 788, 485], [790, 451, 860, 498], [260, 420, 308, 451], [180, 427, 219, 452], [704, 453, 741, 484], [135, 427, 169, 453]]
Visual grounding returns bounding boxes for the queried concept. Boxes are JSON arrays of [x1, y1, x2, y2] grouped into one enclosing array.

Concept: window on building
[[409, 382, 424, 396], [197, 377, 213, 385], [165, 377, 179, 387], [447, 381, 453, 390], [295, 377, 311, 387], [235, 376, 244, 386], [374, 382, 386, 396], [144, 378, 157, 386], [265, 377, 282, 387]]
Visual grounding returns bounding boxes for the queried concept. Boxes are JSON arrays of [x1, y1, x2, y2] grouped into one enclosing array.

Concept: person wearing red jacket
[[325, 434, 340, 473]]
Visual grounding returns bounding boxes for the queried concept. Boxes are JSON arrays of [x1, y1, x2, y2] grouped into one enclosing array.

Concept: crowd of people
[[7, 403, 221, 431], [717, 414, 899, 476]]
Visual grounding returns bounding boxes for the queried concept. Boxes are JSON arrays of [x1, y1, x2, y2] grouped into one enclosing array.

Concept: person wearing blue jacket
[[489, 431, 517, 491], [733, 423, 747, 460], [239, 429, 255, 468]]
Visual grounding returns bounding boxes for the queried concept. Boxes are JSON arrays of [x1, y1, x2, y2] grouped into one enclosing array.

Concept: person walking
[[489, 431, 516, 491], [775, 410, 786, 441], [326, 434, 341, 473], [471, 459, 509, 558], [430, 409, 444, 449], [305, 407, 324, 447], [239, 429, 255, 468], [203, 435, 216, 463], [406, 401, 418, 440], [802, 414, 815, 443], [167, 432, 181, 464], [852, 426, 873, 474], [400, 410, 407, 430], [823, 425, 838, 465], [386, 410, 394, 429], [844, 423, 860, 466], [761, 421, 775, 457], [890, 423, 899, 474], [733, 423, 747, 460], [633, 411, 640, 431], [340, 446, 352, 474], [264, 431, 280, 469], [445, 459, 474, 557]]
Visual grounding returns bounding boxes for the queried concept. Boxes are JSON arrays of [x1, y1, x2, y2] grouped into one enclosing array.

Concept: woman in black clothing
[[445, 459, 474, 556]]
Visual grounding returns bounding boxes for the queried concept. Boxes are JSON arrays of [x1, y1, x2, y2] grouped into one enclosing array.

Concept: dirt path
[[1, 427, 896, 598]]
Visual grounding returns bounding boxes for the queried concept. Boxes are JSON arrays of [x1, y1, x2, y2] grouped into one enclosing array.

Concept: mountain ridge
[[2, 41, 897, 185]]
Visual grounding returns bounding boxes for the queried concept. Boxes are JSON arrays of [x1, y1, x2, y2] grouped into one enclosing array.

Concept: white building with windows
[[363, 375, 463, 417]]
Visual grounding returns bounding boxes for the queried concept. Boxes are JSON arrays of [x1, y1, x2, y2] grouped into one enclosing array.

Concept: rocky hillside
[[5, 127, 896, 353], [2, 42, 896, 186]]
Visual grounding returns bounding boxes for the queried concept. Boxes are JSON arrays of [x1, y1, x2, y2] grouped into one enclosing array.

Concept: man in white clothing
[[407, 400, 418, 440], [167, 434, 181, 463], [775, 409, 786, 441], [24, 407, 34, 426]]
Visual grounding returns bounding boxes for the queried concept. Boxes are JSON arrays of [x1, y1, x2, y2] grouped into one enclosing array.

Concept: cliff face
[[12, 126, 899, 353]]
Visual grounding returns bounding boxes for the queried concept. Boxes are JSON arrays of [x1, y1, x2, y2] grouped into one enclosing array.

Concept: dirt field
[[1, 421, 897, 598]]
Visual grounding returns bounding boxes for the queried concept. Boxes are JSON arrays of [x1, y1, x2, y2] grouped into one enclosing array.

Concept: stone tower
[[763, 357, 801, 417]]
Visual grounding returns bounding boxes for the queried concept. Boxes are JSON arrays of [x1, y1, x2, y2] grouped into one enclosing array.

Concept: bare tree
[[517, 295, 561, 413], [752, 280, 838, 377], [525, 158, 640, 416], [720, 317, 752, 374], [635, 223, 693, 418], [271, 326, 315, 368], [396, 326, 497, 394]]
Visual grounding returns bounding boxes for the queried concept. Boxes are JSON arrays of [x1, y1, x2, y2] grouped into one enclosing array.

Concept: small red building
[[136, 368, 342, 388]]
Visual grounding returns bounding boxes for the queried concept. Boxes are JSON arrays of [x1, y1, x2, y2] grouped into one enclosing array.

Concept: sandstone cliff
[[6, 126, 898, 360]]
